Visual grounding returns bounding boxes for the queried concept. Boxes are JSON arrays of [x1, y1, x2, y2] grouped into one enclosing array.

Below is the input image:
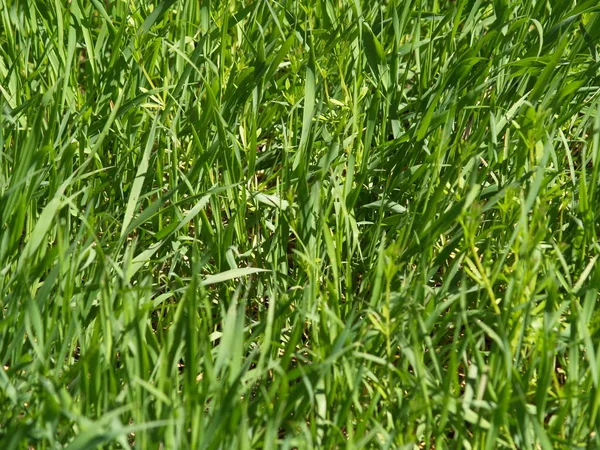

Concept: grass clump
[[1, 0, 600, 448]]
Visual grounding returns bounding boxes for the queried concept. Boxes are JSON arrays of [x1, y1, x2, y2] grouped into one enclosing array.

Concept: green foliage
[[1, 0, 600, 448]]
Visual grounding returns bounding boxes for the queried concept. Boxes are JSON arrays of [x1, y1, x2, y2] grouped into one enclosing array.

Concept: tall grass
[[1, 0, 600, 448]]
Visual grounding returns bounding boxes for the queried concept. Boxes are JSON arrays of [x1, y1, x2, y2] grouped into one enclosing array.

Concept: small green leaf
[[202, 268, 269, 286]]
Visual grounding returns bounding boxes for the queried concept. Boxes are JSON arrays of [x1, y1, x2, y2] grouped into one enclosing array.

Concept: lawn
[[1, 0, 600, 448]]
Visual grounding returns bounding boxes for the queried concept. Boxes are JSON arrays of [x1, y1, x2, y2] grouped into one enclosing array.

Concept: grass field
[[1, 0, 600, 448]]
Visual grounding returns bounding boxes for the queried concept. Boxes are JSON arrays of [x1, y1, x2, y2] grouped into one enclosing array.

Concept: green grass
[[1, 0, 600, 448]]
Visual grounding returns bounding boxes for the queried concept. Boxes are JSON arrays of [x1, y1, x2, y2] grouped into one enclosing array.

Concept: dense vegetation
[[2, 0, 600, 448]]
